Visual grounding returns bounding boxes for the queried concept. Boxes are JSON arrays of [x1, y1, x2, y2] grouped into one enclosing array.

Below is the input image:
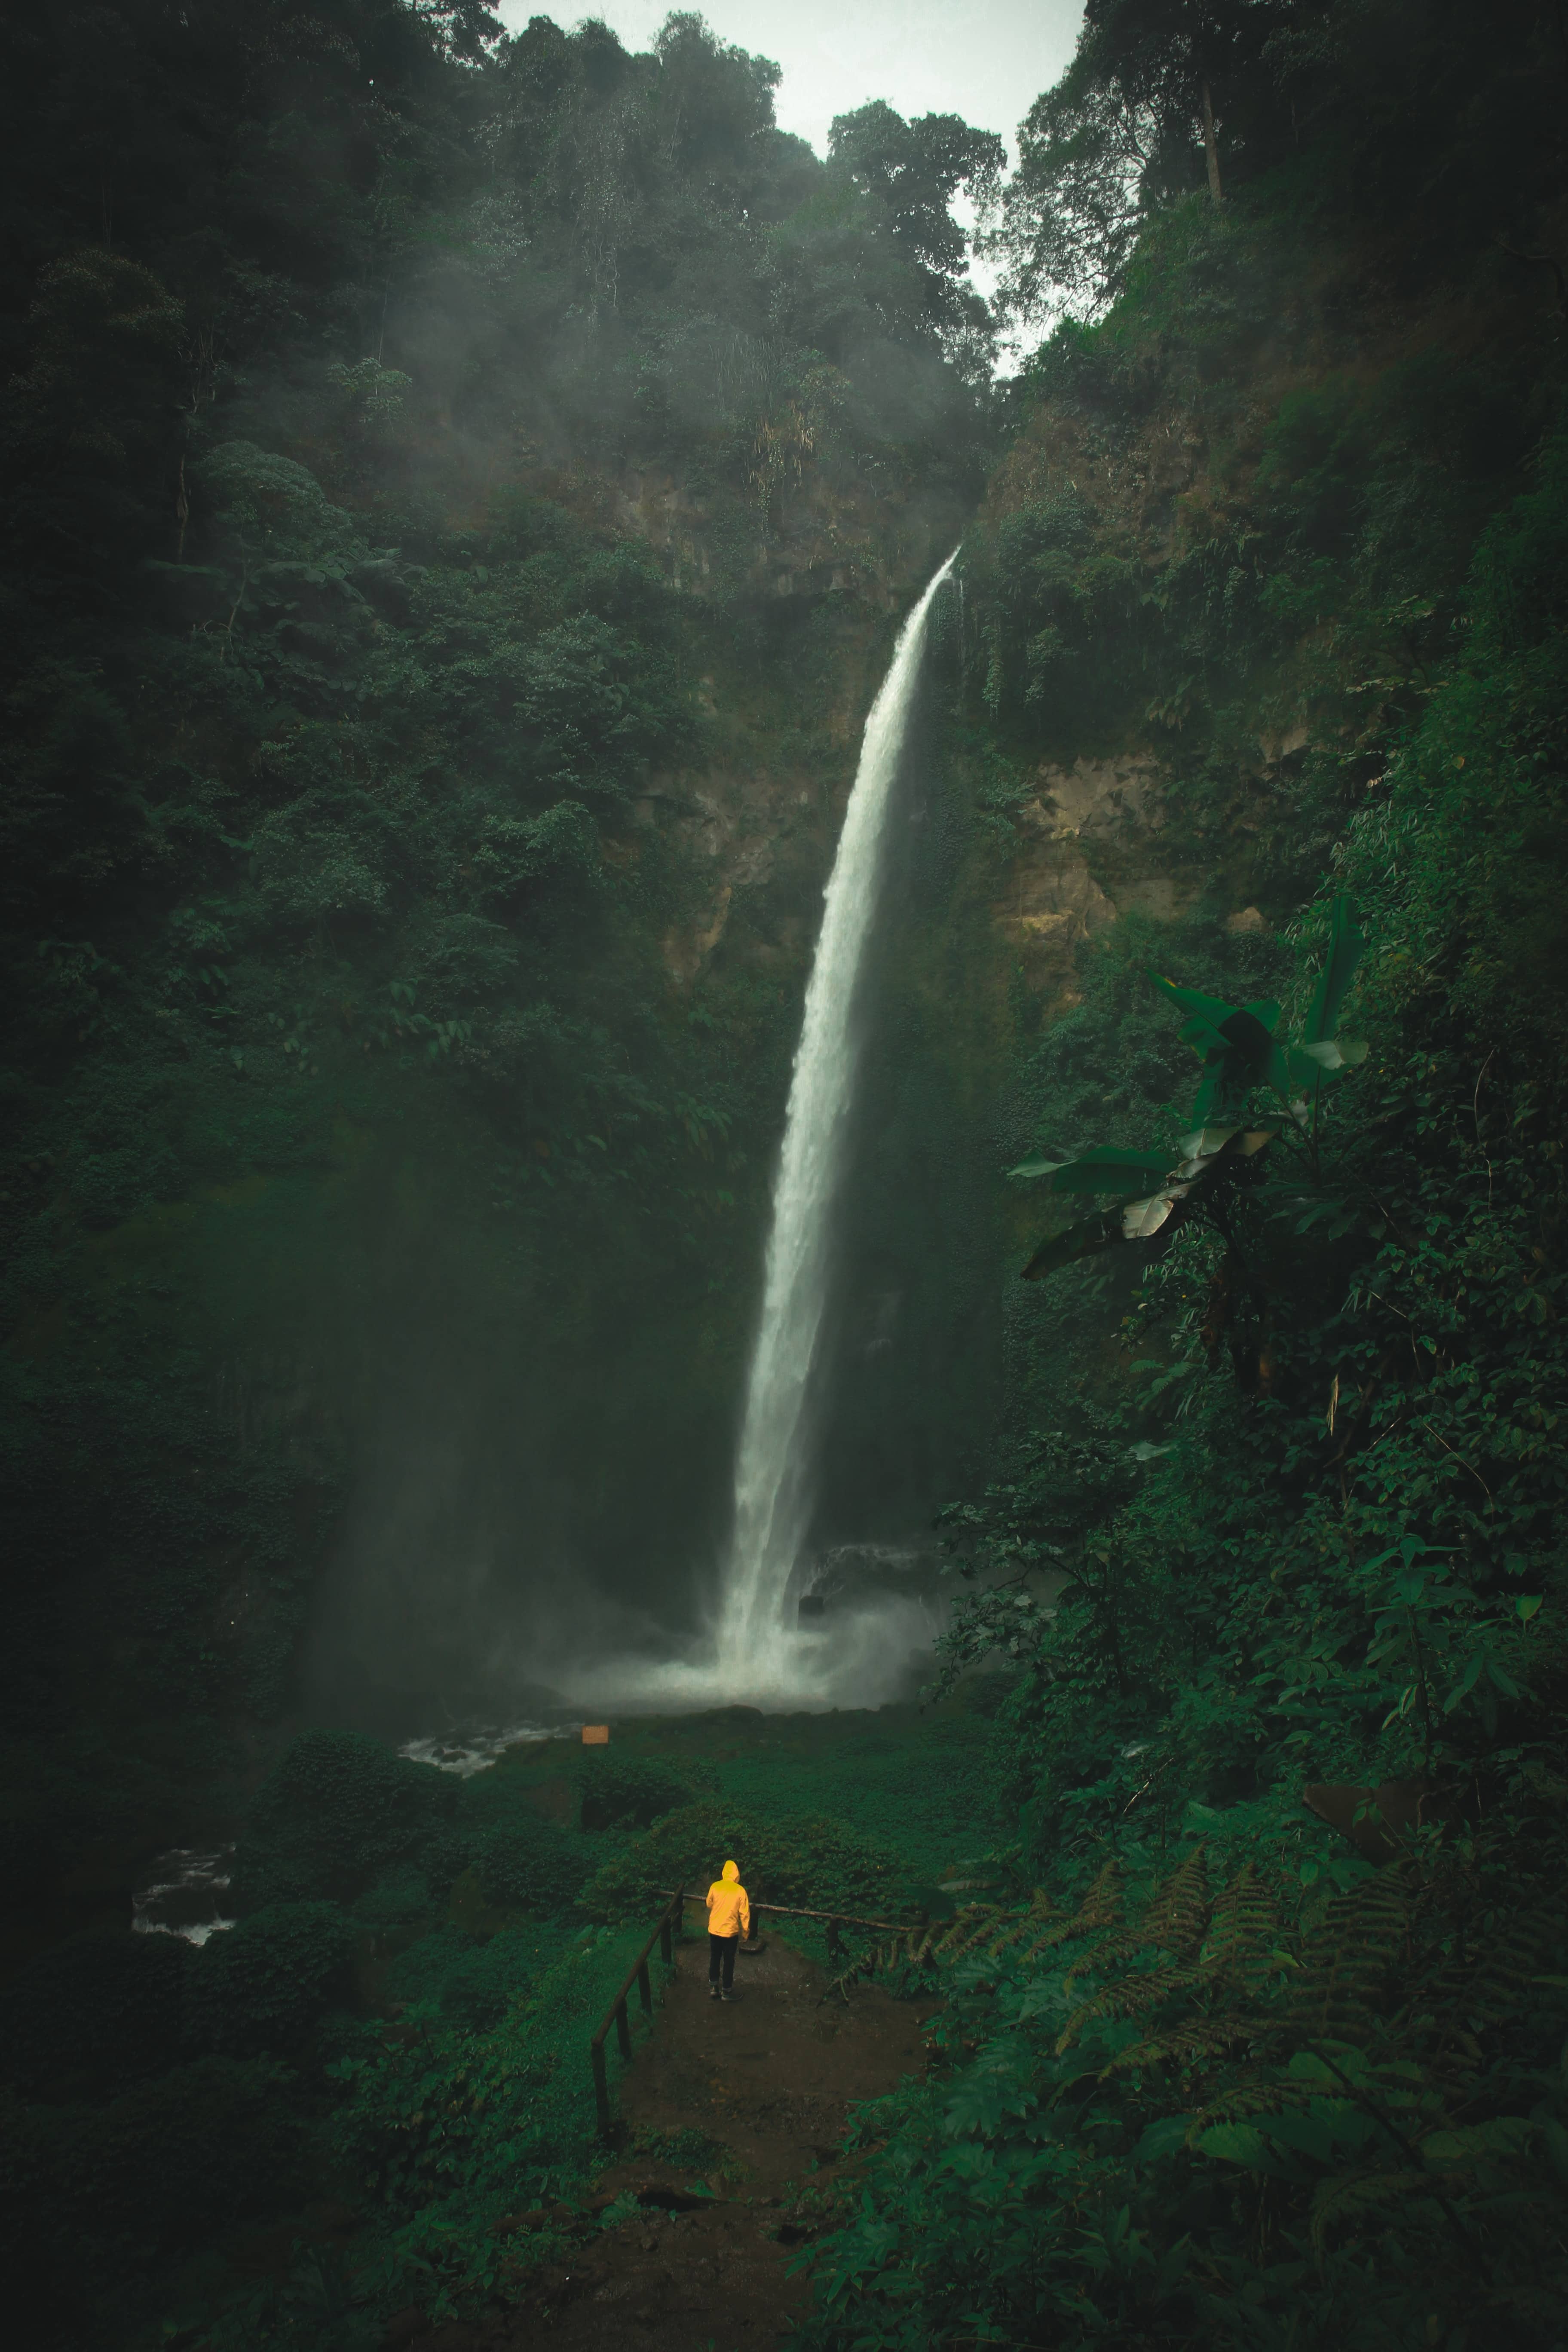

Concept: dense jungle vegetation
[[0, 0, 995, 1859], [5, 2, 1568, 2349]]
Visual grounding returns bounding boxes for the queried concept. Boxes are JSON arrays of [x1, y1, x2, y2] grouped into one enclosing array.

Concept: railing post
[[637, 1957, 652, 2013], [616, 1998, 632, 2060], [592, 2037, 609, 2138], [827, 1916, 842, 1960], [660, 1914, 672, 1965]]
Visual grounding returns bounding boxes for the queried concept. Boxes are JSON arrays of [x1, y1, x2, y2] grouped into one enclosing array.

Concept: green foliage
[[1011, 894, 1366, 1282], [322, 1919, 659, 2314], [578, 1799, 909, 1924], [993, 0, 1568, 328], [813, 20, 1568, 2343], [184, 1903, 355, 2056], [473, 1816, 584, 1917], [434, 1926, 551, 2034], [576, 1749, 694, 1831], [798, 1821, 1568, 2350], [234, 1732, 459, 1911]]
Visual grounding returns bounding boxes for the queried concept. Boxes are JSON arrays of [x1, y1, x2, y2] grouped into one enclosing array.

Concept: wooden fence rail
[[589, 1886, 685, 2137], [672, 1892, 914, 1958], [588, 1887, 923, 2135]]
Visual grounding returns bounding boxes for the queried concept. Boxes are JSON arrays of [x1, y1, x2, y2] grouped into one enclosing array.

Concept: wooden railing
[[675, 1893, 913, 1959], [588, 1887, 919, 2135], [589, 1886, 685, 2136]]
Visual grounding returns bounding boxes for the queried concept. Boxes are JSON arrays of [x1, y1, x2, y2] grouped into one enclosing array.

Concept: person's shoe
[[709, 1984, 721, 2000], [720, 1988, 735, 2001]]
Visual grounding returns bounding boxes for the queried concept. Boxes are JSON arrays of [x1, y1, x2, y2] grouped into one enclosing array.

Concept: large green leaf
[[1183, 1004, 1280, 1123], [1299, 1037, 1369, 1072], [1196, 2122, 1280, 2172], [1020, 1203, 1134, 1280], [1009, 1144, 1173, 1193], [1121, 1190, 1182, 1238], [1173, 1127, 1277, 1177], [1304, 893, 1365, 1044], [1147, 973, 1240, 1056], [1148, 975, 1286, 1118], [1223, 1004, 1279, 1071]]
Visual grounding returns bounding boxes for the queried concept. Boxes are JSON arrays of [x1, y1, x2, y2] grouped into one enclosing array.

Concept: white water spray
[[714, 553, 957, 1686]]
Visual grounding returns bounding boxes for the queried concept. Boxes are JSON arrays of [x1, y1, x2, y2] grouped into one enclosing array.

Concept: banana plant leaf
[[1298, 1037, 1369, 1072], [1009, 1143, 1174, 1193], [1121, 1189, 1185, 1238], [1172, 1126, 1277, 1179], [1154, 976, 1285, 1123], [1021, 1201, 1139, 1279], [1304, 893, 1365, 1045], [1189, 1008, 1283, 1121], [1146, 973, 1242, 1056]]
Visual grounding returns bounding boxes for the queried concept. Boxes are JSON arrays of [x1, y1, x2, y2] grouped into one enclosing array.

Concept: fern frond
[[1201, 1864, 1282, 1991], [1189, 2079, 1313, 2135], [1058, 1861, 1125, 1943], [984, 1893, 1055, 1957], [1439, 1900, 1568, 2026], [1055, 1964, 1199, 2053], [1103, 2015, 1261, 2076], [935, 1904, 1006, 1960], [1143, 1845, 1212, 1958], [1065, 1855, 1211, 1989], [1309, 2166, 1423, 2252], [1290, 1870, 1410, 2046]]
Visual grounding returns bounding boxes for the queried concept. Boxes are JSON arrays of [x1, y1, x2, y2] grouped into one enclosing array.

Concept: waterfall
[[715, 553, 957, 1683]]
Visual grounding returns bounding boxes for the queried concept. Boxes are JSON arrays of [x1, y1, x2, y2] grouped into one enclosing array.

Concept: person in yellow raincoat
[[705, 1858, 750, 2000]]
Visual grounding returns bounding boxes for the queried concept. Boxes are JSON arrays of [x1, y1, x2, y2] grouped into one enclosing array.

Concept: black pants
[[708, 1932, 738, 1989]]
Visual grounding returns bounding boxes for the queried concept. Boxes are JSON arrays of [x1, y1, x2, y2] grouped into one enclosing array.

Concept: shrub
[[577, 1751, 693, 1831], [577, 1801, 907, 1924], [184, 1902, 354, 2055], [353, 1862, 435, 1929], [474, 1817, 584, 1916], [438, 1928, 545, 2032], [232, 1730, 458, 1910]]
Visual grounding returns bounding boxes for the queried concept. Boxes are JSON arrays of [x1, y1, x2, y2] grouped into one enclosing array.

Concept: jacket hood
[[722, 1859, 739, 1881]]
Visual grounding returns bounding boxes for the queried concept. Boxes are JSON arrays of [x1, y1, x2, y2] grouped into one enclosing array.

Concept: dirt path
[[496, 1930, 935, 2350]]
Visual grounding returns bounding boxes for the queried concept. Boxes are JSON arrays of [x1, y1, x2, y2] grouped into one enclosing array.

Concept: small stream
[[398, 1722, 578, 1776], [131, 1846, 237, 1945]]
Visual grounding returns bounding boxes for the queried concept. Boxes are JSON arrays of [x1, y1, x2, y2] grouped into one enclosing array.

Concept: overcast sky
[[495, 3, 1086, 162]]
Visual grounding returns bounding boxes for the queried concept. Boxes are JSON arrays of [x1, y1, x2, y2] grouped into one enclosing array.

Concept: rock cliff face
[[995, 754, 1174, 995], [578, 454, 968, 989]]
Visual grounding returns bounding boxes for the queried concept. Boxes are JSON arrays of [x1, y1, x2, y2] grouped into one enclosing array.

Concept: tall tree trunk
[[1201, 78, 1223, 204]]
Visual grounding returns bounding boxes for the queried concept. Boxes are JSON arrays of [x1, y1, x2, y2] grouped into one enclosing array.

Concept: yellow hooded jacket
[[706, 1859, 750, 1940]]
